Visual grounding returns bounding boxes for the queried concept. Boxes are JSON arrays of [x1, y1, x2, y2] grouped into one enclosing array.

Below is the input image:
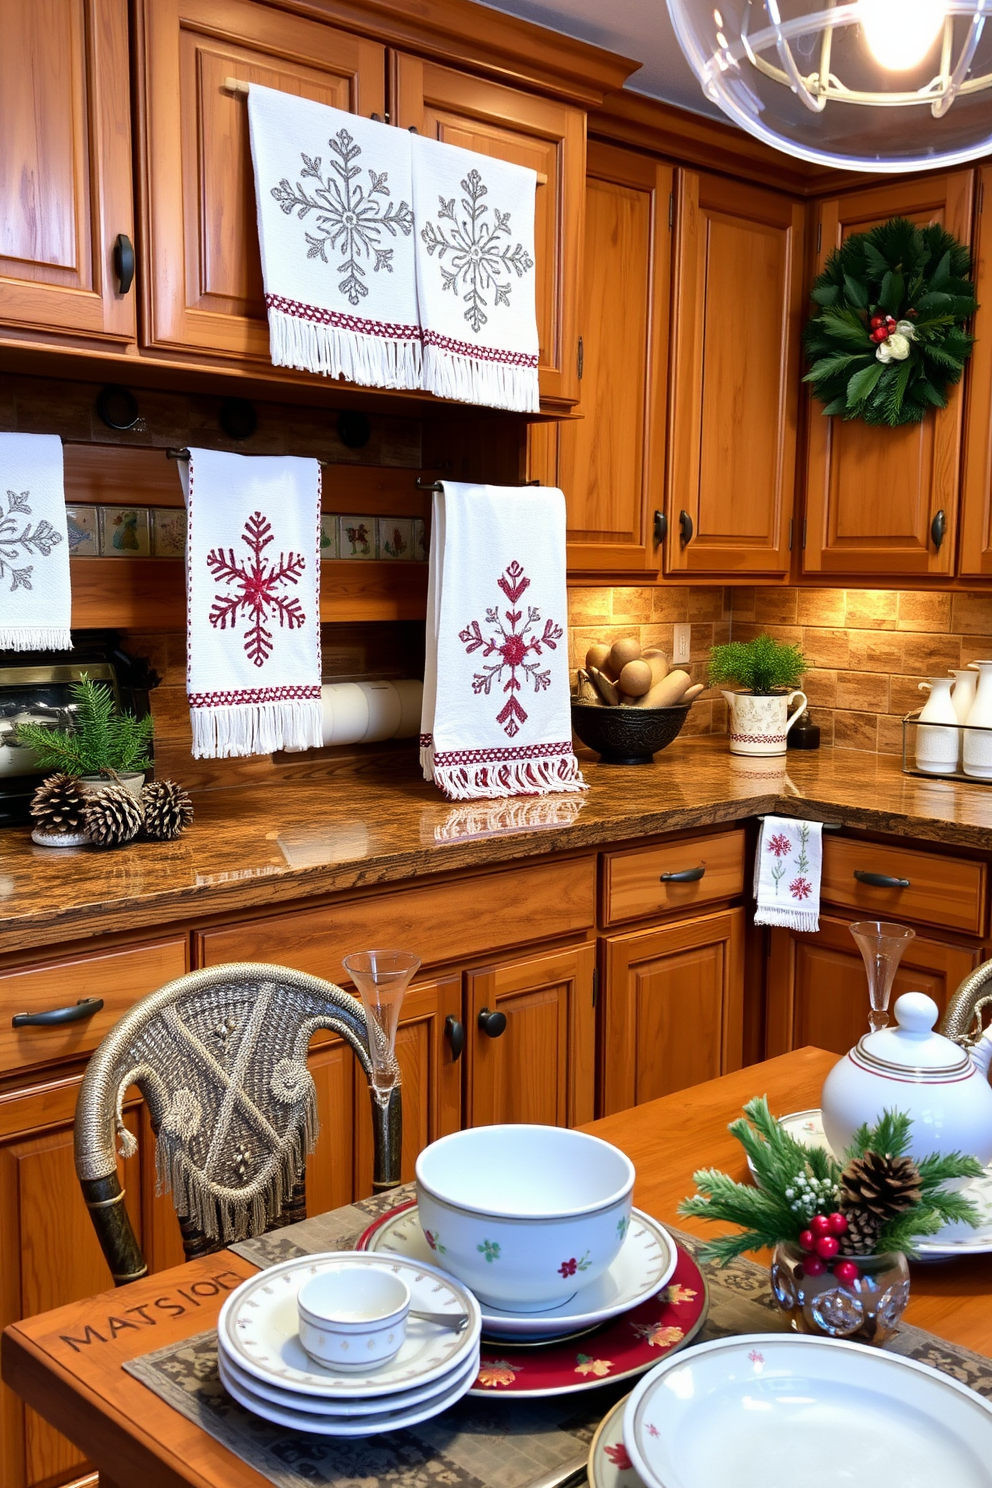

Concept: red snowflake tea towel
[[0, 433, 71, 651], [247, 85, 421, 390], [412, 134, 540, 413], [180, 449, 322, 759], [753, 816, 822, 933], [420, 481, 585, 800]]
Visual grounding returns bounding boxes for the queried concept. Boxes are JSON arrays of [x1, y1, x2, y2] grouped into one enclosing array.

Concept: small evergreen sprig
[[678, 1096, 983, 1265], [708, 634, 807, 695], [14, 675, 153, 776]]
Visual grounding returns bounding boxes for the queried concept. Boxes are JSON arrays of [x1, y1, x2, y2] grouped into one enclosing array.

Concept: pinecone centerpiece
[[30, 773, 90, 847], [82, 784, 144, 849], [838, 1150, 923, 1258], [140, 780, 194, 841]]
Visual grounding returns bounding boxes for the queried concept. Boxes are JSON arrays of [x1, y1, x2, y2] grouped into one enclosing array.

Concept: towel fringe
[[267, 307, 422, 390], [422, 344, 539, 413], [190, 700, 322, 760], [0, 626, 72, 651], [429, 750, 587, 802], [753, 907, 821, 933]]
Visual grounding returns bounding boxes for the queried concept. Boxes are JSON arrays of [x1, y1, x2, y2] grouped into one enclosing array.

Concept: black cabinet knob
[[854, 870, 910, 889], [660, 866, 705, 883], [444, 1015, 465, 1061], [12, 997, 103, 1028], [931, 509, 946, 551], [679, 509, 694, 546], [113, 233, 135, 295], [478, 1007, 507, 1038]]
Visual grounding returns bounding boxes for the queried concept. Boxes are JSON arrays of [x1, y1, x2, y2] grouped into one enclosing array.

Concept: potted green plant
[[14, 674, 154, 796], [708, 634, 808, 757]]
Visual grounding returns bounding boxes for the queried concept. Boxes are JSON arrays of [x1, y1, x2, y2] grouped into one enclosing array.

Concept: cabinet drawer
[[821, 838, 987, 935], [602, 830, 746, 927], [0, 937, 188, 1075]]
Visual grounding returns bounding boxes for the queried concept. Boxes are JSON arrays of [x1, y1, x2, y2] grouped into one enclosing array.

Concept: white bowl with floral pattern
[[415, 1124, 634, 1312]]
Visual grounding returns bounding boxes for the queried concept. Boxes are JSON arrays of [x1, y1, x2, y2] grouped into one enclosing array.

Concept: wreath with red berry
[[803, 216, 977, 428]]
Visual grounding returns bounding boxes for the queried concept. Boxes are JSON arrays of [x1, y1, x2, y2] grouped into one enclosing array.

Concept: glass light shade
[[666, 1, 992, 172]]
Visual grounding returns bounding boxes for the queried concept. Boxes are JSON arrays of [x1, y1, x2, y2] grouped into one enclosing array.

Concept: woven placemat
[[124, 1186, 992, 1488]]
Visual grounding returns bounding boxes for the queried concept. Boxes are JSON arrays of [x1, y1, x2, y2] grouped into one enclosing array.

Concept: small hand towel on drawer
[[0, 433, 71, 651], [181, 449, 322, 759], [247, 85, 421, 389], [412, 133, 540, 412], [753, 816, 822, 932], [421, 481, 586, 800]]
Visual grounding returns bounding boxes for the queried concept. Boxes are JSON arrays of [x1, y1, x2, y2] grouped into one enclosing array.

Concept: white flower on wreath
[[876, 319, 917, 364]]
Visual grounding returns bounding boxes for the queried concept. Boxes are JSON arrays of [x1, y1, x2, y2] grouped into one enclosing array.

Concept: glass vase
[[770, 1242, 910, 1346], [342, 949, 420, 1107], [849, 920, 915, 1033]]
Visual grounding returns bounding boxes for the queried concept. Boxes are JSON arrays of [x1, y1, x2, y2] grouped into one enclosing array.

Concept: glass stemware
[[849, 921, 916, 1033], [342, 949, 421, 1105]]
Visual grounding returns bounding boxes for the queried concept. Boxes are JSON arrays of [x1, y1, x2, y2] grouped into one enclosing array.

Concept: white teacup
[[297, 1263, 410, 1371]]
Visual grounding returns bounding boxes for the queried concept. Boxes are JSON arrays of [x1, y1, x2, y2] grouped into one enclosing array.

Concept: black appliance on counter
[[0, 636, 158, 827]]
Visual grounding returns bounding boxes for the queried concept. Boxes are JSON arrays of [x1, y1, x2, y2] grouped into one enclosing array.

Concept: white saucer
[[757, 1109, 992, 1259], [623, 1333, 992, 1488], [361, 1204, 677, 1340], [588, 1395, 644, 1488], [217, 1251, 481, 1398]]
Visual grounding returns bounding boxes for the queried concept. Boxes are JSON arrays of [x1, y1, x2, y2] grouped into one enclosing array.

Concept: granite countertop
[[4, 738, 992, 955]]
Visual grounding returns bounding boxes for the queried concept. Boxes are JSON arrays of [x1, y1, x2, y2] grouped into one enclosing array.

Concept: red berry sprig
[[869, 313, 898, 345], [797, 1213, 860, 1286]]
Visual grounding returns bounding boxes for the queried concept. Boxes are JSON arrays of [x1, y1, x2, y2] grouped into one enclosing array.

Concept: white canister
[[915, 677, 959, 775], [963, 660, 992, 780]]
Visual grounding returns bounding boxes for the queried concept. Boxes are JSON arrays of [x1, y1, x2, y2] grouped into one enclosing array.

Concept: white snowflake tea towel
[[0, 433, 71, 651], [247, 85, 421, 389], [421, 481, 586, 801], [753, 816, 823, 933], [180, 449, 322, 759], [412, 133, 540, 412]]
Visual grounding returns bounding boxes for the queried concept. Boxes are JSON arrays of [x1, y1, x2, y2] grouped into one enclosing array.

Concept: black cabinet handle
[[12, 997, 103, 1029], [679, 510, 694, 546], [660, 866, 705, 883], [854, 870, 910, 889], [931, 509, 946, 551], [444, 1015, 465, 1061], [478, 1007, 507, 1038], [654, 510, 668, 545], [113, 233, 135, 295]]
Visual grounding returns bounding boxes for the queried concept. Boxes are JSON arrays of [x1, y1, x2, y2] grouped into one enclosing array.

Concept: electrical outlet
[[672, 624, 691, 666]]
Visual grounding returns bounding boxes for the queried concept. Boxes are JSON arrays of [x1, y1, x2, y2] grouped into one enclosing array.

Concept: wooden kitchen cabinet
[[392, 55, 584, 407], [958, 163, 992, 577], [556, 142, 673, 573], [665, 171, 803, 577], [601, 907, 745, 1115], [0, 0, 136, 346], [803, 171, 975, 578], [765, 913, 980, 1060], [135, 0, 385, 361]]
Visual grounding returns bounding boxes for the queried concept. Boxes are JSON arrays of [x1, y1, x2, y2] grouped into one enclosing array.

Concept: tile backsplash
[[568, 585, 992, 754]]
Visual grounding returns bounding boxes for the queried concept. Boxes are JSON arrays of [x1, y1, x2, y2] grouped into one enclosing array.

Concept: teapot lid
[[859, 992, 969, 1075]]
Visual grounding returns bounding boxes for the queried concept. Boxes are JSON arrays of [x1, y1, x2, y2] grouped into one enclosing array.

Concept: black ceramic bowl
[[570, 701, 692, 765]]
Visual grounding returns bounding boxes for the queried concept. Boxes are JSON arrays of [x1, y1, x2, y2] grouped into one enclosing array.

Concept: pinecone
[[30, 773, 88, 836], [837, 1206, 884, 1257], [82, 785, 143, 849], [839, 1150, 922, 1219], [140, 779, 194, 841]]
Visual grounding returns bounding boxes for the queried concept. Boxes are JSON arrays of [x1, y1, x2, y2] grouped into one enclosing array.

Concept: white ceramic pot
[[951, 667, 978, 724], [297, 1263, 410, 1371], [415, 1124, 634, 1312], [963, 660, 992, 780], [915, 677, 959, 775], [821, 991, 992, 1169], [721, 690, 807, 756], [79, 772, 145, 798]]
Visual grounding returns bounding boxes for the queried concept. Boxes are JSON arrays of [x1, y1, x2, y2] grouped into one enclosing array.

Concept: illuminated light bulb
[[860, 0, 947, 71]]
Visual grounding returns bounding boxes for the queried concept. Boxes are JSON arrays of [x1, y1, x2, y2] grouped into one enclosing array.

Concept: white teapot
[[821, 991, 992, 1168]]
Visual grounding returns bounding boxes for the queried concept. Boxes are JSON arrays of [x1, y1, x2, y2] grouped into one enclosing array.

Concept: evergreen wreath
[[803, 216, 977, 427]]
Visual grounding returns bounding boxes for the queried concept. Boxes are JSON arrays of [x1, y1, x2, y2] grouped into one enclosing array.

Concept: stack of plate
[[216, 1251, 482, 1436]]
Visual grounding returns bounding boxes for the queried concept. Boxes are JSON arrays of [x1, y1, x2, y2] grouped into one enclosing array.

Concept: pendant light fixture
[[666, 1, 992, 171]]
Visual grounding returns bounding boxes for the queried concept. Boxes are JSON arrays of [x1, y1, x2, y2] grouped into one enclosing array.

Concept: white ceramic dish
[[218, 1347, 478, 1437], [758, 1109, 992, 1258], [624, 1333, 992, 1488], [297, 1262, 410, 1370], [218, 1337, 480, 1416], [588, 1395, 644, 1488], [218, 1251, 480, 1398], [415, 1124, 634, 1312], [363, 1203, 677, 1340]]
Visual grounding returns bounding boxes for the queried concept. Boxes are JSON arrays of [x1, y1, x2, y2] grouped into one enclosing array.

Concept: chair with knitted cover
[[941, 960, 992, 1050], [74, 963, 402, 1286]]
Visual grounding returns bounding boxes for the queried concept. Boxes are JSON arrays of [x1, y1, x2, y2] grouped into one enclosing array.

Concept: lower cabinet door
[[465, 944, 596, 1129], [765, 914, 981, 1059], [602, 908, 745, 1115], [0, 1076, 140, 1488]]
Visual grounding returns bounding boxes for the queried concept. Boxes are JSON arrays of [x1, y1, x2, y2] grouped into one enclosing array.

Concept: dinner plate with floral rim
[[753, 1109, 992, 1259], [217, 1251, 481, 1398], [357, 1202, 678, 1340], [465, 1245, 707, 1399], [217, 1347, 479, 1437], [588, 1394, 644, 1488], [623, 1333, 992, 1488]]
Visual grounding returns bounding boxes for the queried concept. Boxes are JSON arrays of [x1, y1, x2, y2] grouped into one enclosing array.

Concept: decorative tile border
[[64, 505, 426, 560]]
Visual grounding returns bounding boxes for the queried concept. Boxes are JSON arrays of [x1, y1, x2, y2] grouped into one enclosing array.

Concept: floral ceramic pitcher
[[722, 689, 808, 757]]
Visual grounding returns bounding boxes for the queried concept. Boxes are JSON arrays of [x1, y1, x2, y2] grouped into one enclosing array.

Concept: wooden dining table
[[4, 1046, 992, 1488]]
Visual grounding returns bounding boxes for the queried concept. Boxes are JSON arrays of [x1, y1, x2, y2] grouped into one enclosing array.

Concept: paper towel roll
[[320, 679, 423, 747]]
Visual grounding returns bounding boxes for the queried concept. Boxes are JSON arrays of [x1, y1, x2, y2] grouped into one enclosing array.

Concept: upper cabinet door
[[803, 172, 974, 578], [958, 166, 992, 577], [558, 142, 673, 573], [0, 0, 135, 346], [136, 0, 385, 361], [666, 171, 803, 577], [392, 56, 584, 407]]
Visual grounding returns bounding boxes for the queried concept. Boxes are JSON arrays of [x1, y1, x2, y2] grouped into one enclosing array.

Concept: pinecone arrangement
[[29, 772, 194, 850], [837, 1150, 923, 1258], [140, 780, 194, 841], [82, 784, 144, 849], [29, 774, 89, 841]]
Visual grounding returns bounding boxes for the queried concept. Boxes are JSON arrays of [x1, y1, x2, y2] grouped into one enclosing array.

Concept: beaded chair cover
[[75, 965, 401, 1258], [941, 961, 992, 1047]]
